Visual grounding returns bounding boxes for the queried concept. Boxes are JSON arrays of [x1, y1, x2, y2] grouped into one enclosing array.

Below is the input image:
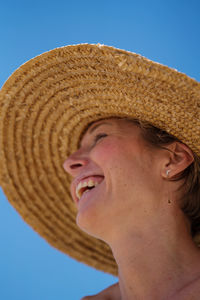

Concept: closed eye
[[93, 133, 108, 144]]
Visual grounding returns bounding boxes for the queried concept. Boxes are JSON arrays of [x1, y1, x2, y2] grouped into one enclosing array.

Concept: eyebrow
[[88, 121, 112, 134]]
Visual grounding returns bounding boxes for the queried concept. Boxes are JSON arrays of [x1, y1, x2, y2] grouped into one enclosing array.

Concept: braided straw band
[[0, 44, 200, 276]]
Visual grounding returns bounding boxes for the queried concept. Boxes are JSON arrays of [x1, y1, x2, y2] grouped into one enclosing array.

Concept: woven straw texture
[[0, 44, 200, 276]]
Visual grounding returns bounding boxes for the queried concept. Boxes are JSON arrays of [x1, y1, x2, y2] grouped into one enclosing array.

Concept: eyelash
[[93, 133, 107, 143]]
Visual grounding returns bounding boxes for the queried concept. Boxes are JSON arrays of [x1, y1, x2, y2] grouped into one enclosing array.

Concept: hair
[[118, 116, 200, 244]]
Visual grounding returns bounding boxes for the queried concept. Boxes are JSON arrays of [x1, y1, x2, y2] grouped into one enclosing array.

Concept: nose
[[63, 151, 89, 177]]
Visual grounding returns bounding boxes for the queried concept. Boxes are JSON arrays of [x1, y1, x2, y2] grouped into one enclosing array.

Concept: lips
[[77, 178, 105, 208], [71, 174, 104, 205]]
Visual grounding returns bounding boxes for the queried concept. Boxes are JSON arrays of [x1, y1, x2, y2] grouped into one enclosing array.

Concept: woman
[[65, 116, 200, 299], [0, 44, 200, 299]]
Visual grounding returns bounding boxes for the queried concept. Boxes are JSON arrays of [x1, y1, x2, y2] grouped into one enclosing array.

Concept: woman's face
[[63, 118, 164, 242]]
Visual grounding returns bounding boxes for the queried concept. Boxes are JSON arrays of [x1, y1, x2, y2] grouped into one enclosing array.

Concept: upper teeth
[[76, 179, 99, 200]]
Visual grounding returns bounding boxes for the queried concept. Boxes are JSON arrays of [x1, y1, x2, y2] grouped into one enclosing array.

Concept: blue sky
[[0, 1, 199, 299]]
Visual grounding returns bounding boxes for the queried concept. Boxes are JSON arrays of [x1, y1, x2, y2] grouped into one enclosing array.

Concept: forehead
[[86, 117, 139, 132]]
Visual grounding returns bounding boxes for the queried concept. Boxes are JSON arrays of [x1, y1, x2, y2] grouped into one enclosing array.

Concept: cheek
[[90, 138, 152, 191], [90, 140, 119, 165], [91, 139, 140, 186]]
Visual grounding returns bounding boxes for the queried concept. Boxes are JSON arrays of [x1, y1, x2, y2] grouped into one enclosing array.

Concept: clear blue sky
[[0, 1, 199, 299]]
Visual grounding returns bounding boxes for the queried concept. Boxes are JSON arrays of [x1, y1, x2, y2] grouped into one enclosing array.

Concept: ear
[[161, 142, 194, 179]]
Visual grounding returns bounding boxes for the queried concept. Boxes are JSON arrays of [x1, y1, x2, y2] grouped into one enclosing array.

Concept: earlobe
[[162, 142, 194, 179]]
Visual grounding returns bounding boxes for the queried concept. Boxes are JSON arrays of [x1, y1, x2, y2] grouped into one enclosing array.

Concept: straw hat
[[0, 43, 200, 276]]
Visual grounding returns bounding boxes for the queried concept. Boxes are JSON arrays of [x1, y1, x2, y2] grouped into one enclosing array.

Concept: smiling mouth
[[75, 175, 104, 201], [77, 178, 104, 203]]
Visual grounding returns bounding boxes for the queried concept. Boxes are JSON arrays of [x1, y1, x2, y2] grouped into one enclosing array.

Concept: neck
[[109, 211, 200, 300]]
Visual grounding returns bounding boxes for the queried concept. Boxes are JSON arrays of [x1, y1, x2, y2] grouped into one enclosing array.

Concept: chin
[[76, 209, 108, 241]]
